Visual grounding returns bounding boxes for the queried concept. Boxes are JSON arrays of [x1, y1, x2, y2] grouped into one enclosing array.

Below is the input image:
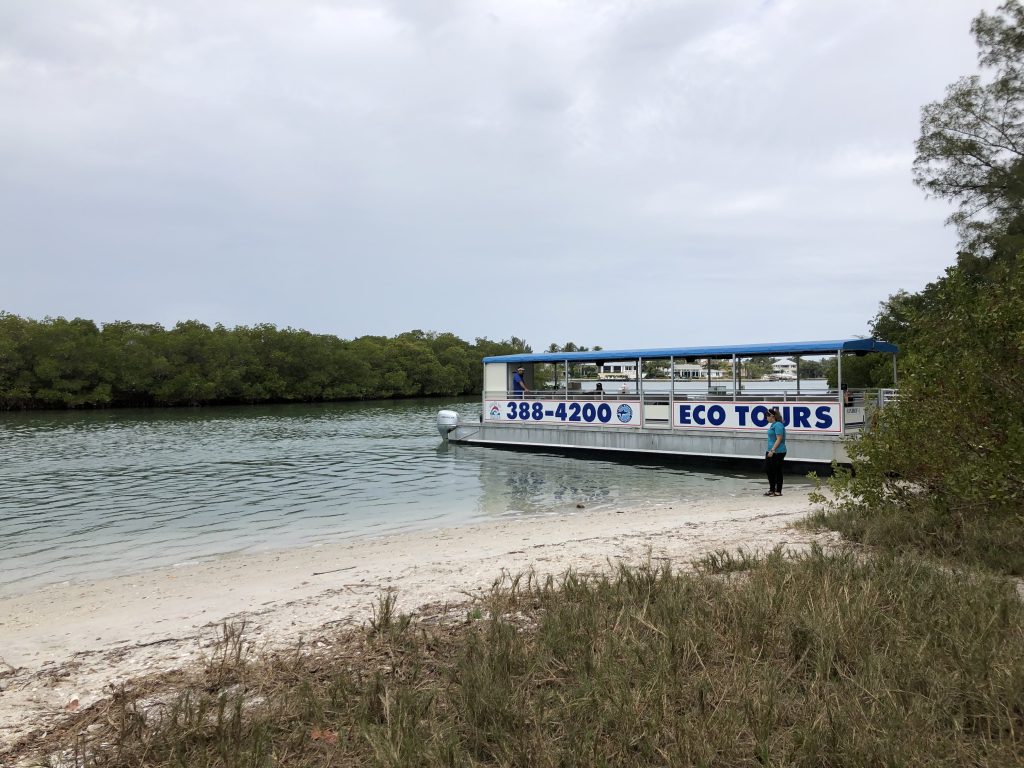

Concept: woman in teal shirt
[[765, 407, 787, 496]]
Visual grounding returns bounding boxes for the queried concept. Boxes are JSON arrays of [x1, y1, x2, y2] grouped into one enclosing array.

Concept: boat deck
[[447, 419, 852, 466]]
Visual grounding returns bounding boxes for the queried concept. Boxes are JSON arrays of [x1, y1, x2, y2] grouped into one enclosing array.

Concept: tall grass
[[52, 547, 1024, 767], [805, 477, 1024, 575]]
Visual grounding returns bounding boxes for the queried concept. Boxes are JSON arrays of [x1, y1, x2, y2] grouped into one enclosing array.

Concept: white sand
[[0, 490, 829, 756]]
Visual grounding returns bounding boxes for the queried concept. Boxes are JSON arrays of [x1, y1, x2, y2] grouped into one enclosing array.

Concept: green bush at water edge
[[809, 2, 1024, 574], [0, 316, 530, 409]]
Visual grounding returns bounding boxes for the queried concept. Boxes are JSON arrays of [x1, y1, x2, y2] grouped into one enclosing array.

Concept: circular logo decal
[[616, 404, 633, 423]]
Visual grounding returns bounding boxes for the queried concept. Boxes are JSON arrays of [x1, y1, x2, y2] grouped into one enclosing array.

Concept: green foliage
[[814, 256, 1024, 573], [542, 341, 605, 381], [822, 352, 894, 388], [0, 312, 529, 409], [813, 4, 1024, 575], [796, 357, 826, 378], [641, 359, 667, 377], [914, 1, 1024, 257], [742, 357, 772, 379]]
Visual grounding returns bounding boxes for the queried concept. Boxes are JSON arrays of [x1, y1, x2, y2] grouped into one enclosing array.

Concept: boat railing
[[878, 388, 899, 405], [489, 387, 896, 405], [489, 389, 642, 402], [844, 388, 898, 407]]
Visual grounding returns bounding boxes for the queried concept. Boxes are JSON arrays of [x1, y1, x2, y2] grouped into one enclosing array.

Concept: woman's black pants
[[765, 451, 786, 494]]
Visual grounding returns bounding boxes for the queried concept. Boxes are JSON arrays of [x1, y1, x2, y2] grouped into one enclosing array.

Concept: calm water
[[0, 398, 807, 597]]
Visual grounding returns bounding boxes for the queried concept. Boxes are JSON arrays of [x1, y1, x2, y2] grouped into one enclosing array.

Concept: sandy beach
[[0, 489, 830, 758]]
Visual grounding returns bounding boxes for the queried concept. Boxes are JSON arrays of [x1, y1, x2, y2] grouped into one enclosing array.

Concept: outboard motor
[[436, 410, 459, 439]]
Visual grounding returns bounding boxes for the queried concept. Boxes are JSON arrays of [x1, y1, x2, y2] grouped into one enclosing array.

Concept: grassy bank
[[47, 546, 1024, 767], [804, 486, 1024, 577]]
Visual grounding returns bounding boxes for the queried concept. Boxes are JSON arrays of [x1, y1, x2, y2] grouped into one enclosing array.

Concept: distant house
[[772, 358, 798, 378], [599, 359, 729, 380], [598, 361, 639, 379], [672, 361, 724, 380]]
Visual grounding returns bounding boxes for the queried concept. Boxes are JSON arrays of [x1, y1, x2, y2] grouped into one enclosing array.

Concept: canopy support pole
[[836, 349, 843, 406], [669, 356, 674, 420]]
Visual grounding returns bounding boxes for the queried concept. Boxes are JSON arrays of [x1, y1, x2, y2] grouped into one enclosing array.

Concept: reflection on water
[[0, 399, 804, 595]]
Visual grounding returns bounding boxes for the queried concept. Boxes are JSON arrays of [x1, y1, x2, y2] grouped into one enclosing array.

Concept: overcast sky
[[0, 1, 997, 350]]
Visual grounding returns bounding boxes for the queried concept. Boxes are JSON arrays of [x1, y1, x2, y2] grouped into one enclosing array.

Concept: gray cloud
[[0, 0, 995, 349]]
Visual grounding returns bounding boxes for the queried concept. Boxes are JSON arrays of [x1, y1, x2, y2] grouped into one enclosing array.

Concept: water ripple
[[0, 399, 797, 595]]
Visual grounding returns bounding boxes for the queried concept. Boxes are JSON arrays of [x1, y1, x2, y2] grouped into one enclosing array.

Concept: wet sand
[[0, 489, 829, 758]]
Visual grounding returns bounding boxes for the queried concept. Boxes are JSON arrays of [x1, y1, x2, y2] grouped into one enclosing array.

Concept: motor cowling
[[436, 410, 459, 439]]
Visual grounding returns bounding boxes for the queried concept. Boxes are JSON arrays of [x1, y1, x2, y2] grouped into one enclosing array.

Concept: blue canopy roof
[[483, 338, 898, 364]]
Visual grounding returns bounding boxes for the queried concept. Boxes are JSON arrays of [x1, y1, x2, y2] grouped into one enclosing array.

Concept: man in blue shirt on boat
[[512, 367, 529, 398]]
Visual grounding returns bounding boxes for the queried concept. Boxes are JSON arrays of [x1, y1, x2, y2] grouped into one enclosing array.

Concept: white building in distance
[[772, 358, 798, 378]]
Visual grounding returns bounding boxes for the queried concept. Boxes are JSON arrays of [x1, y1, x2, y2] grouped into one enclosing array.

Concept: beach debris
[[64, 698, 79, 712], [312, 565, 356, 576], [576, 503, 585, 508], [310, 727, 338, 745]]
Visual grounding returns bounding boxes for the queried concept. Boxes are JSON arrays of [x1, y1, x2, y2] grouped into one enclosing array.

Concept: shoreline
[[0, 489, 830, 758]]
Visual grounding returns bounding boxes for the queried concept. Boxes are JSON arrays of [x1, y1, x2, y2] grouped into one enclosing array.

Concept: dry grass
[[36, 546, 1024, 767]]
